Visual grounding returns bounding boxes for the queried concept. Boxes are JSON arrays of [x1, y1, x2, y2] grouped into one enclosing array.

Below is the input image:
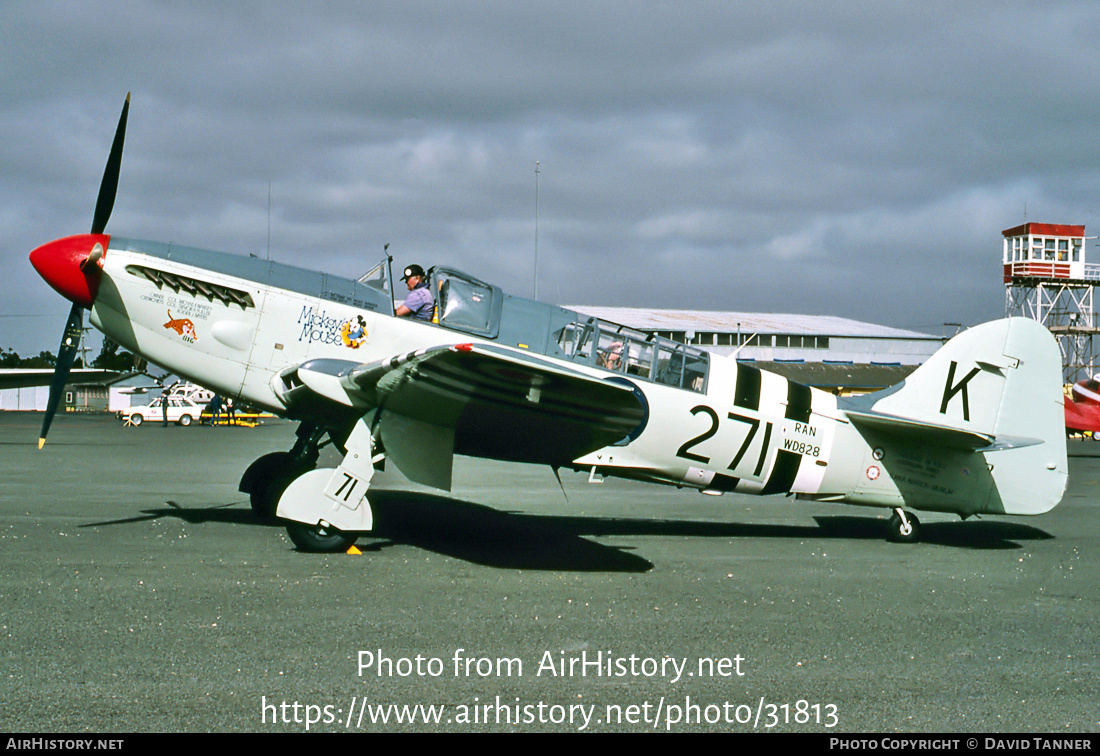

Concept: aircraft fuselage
[[87, 237, 848, 498], [38, 233, 1066, 540]]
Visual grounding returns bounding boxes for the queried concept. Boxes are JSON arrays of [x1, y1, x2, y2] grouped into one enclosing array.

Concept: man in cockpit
[[395, 264, 434, 321]]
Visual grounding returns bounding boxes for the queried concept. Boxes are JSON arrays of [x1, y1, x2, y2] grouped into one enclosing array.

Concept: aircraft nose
[[29, 233, 109, 308]]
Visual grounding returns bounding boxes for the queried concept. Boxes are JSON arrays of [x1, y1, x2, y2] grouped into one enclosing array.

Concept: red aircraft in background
[[1065, 377, 1100, 437]]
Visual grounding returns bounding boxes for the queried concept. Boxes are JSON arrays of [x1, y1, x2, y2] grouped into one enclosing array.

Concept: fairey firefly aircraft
[[29, 97, 1068, 551]]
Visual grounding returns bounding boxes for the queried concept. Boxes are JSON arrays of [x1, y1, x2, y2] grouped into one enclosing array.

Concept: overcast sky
[[3, 1, 1099, 356]]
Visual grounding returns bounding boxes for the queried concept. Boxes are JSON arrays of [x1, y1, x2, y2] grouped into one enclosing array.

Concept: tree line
[[0, 339, 144, 372]]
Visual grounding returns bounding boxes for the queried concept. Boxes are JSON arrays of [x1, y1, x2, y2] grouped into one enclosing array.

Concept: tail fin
[[842, 318, 1067, 515]]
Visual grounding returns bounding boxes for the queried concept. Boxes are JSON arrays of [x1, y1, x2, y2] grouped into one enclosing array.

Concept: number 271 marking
[[676, 405, 772, 476]]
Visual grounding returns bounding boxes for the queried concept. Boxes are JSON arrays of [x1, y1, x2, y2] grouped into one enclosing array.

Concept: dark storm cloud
[[3, 1, 1100, 354]]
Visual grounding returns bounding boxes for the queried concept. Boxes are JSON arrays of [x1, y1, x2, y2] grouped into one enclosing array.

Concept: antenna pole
[[530, 162, 534, 301]]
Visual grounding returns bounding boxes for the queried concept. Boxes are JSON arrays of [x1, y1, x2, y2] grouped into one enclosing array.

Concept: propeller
[[36, 93, 129, 449], [92, 93, 129, 236]]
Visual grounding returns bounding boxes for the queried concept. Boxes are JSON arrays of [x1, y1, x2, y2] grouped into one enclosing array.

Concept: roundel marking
[[605, 376, 649, 442]]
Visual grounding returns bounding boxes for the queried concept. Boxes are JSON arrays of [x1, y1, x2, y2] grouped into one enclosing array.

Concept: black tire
[[888, 510, 921, 543], [243, 452, 315, 522], [251, 473, 299, 522], [129, 413, 143, 426], [178, 414, 193, 427], [285, 522, 357, 553]]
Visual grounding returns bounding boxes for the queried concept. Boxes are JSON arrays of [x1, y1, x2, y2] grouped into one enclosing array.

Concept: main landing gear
[[239, 423, 325, 521], [887, 507, 921, 543], [240, 418, 377, 553]]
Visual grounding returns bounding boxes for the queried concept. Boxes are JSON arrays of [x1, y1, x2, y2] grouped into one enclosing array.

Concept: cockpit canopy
[[557, 317, 708, 393], [360, 253, 710, 394]]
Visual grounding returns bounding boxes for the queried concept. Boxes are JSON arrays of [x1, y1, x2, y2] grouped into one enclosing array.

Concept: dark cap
[[401, 264, 426, 281]]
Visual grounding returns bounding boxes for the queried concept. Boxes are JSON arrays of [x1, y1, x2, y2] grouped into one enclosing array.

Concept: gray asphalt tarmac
[[1, 412, 1097, 733]]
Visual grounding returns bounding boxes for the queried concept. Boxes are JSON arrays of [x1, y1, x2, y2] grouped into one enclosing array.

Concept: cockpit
[[358, 254, 709, 394], [556, 317, 708, 392]]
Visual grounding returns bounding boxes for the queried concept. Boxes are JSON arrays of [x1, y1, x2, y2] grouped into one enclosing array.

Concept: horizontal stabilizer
[[843, 409, 1045, 452]]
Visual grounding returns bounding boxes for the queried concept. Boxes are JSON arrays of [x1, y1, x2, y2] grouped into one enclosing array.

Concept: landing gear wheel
[[242, 452, 316, 522], [251, 473, 296, 522], [888, 509, 921, 543], [285, 521, 358, 553]]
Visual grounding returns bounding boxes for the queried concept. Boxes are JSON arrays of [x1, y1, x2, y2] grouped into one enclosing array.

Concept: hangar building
[[572, 306, 944, 394]]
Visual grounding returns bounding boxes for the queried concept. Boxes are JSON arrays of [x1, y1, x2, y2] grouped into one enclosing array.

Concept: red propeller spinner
[[29, 233, 109, 309]]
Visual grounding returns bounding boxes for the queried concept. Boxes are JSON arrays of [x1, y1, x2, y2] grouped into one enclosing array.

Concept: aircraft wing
[[0, 368, 122, 390], [279, 343, 646, 489]]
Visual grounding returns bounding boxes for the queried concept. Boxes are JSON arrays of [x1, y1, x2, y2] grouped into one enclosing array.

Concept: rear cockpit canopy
[[427, 266, 709, 393]]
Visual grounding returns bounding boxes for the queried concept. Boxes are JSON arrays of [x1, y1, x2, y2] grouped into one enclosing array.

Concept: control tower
[[1003, 222, 1100, 382]]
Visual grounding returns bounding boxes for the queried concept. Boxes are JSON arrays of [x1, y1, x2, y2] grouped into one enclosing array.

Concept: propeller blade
[[39, 303, 85, 449], [90, 93, 130, 235], [37, 93, 129, 446]]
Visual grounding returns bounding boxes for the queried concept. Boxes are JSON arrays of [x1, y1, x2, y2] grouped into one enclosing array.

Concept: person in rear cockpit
[[395, 264, 434, 321], [598, 341, 624, 370]]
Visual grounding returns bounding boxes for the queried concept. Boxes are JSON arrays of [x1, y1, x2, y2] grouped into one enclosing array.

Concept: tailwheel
[[888, 508, 921, 543], [285, 521, 358, 553]]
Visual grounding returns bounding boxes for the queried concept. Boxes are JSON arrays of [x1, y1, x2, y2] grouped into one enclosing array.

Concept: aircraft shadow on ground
[[80, 493, 652, 572], [809, 516, 1053, 549], [80, 487, 1055, 568]]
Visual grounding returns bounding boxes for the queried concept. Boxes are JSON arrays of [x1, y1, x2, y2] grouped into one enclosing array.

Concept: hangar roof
[[570, 306, 937, 340]]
